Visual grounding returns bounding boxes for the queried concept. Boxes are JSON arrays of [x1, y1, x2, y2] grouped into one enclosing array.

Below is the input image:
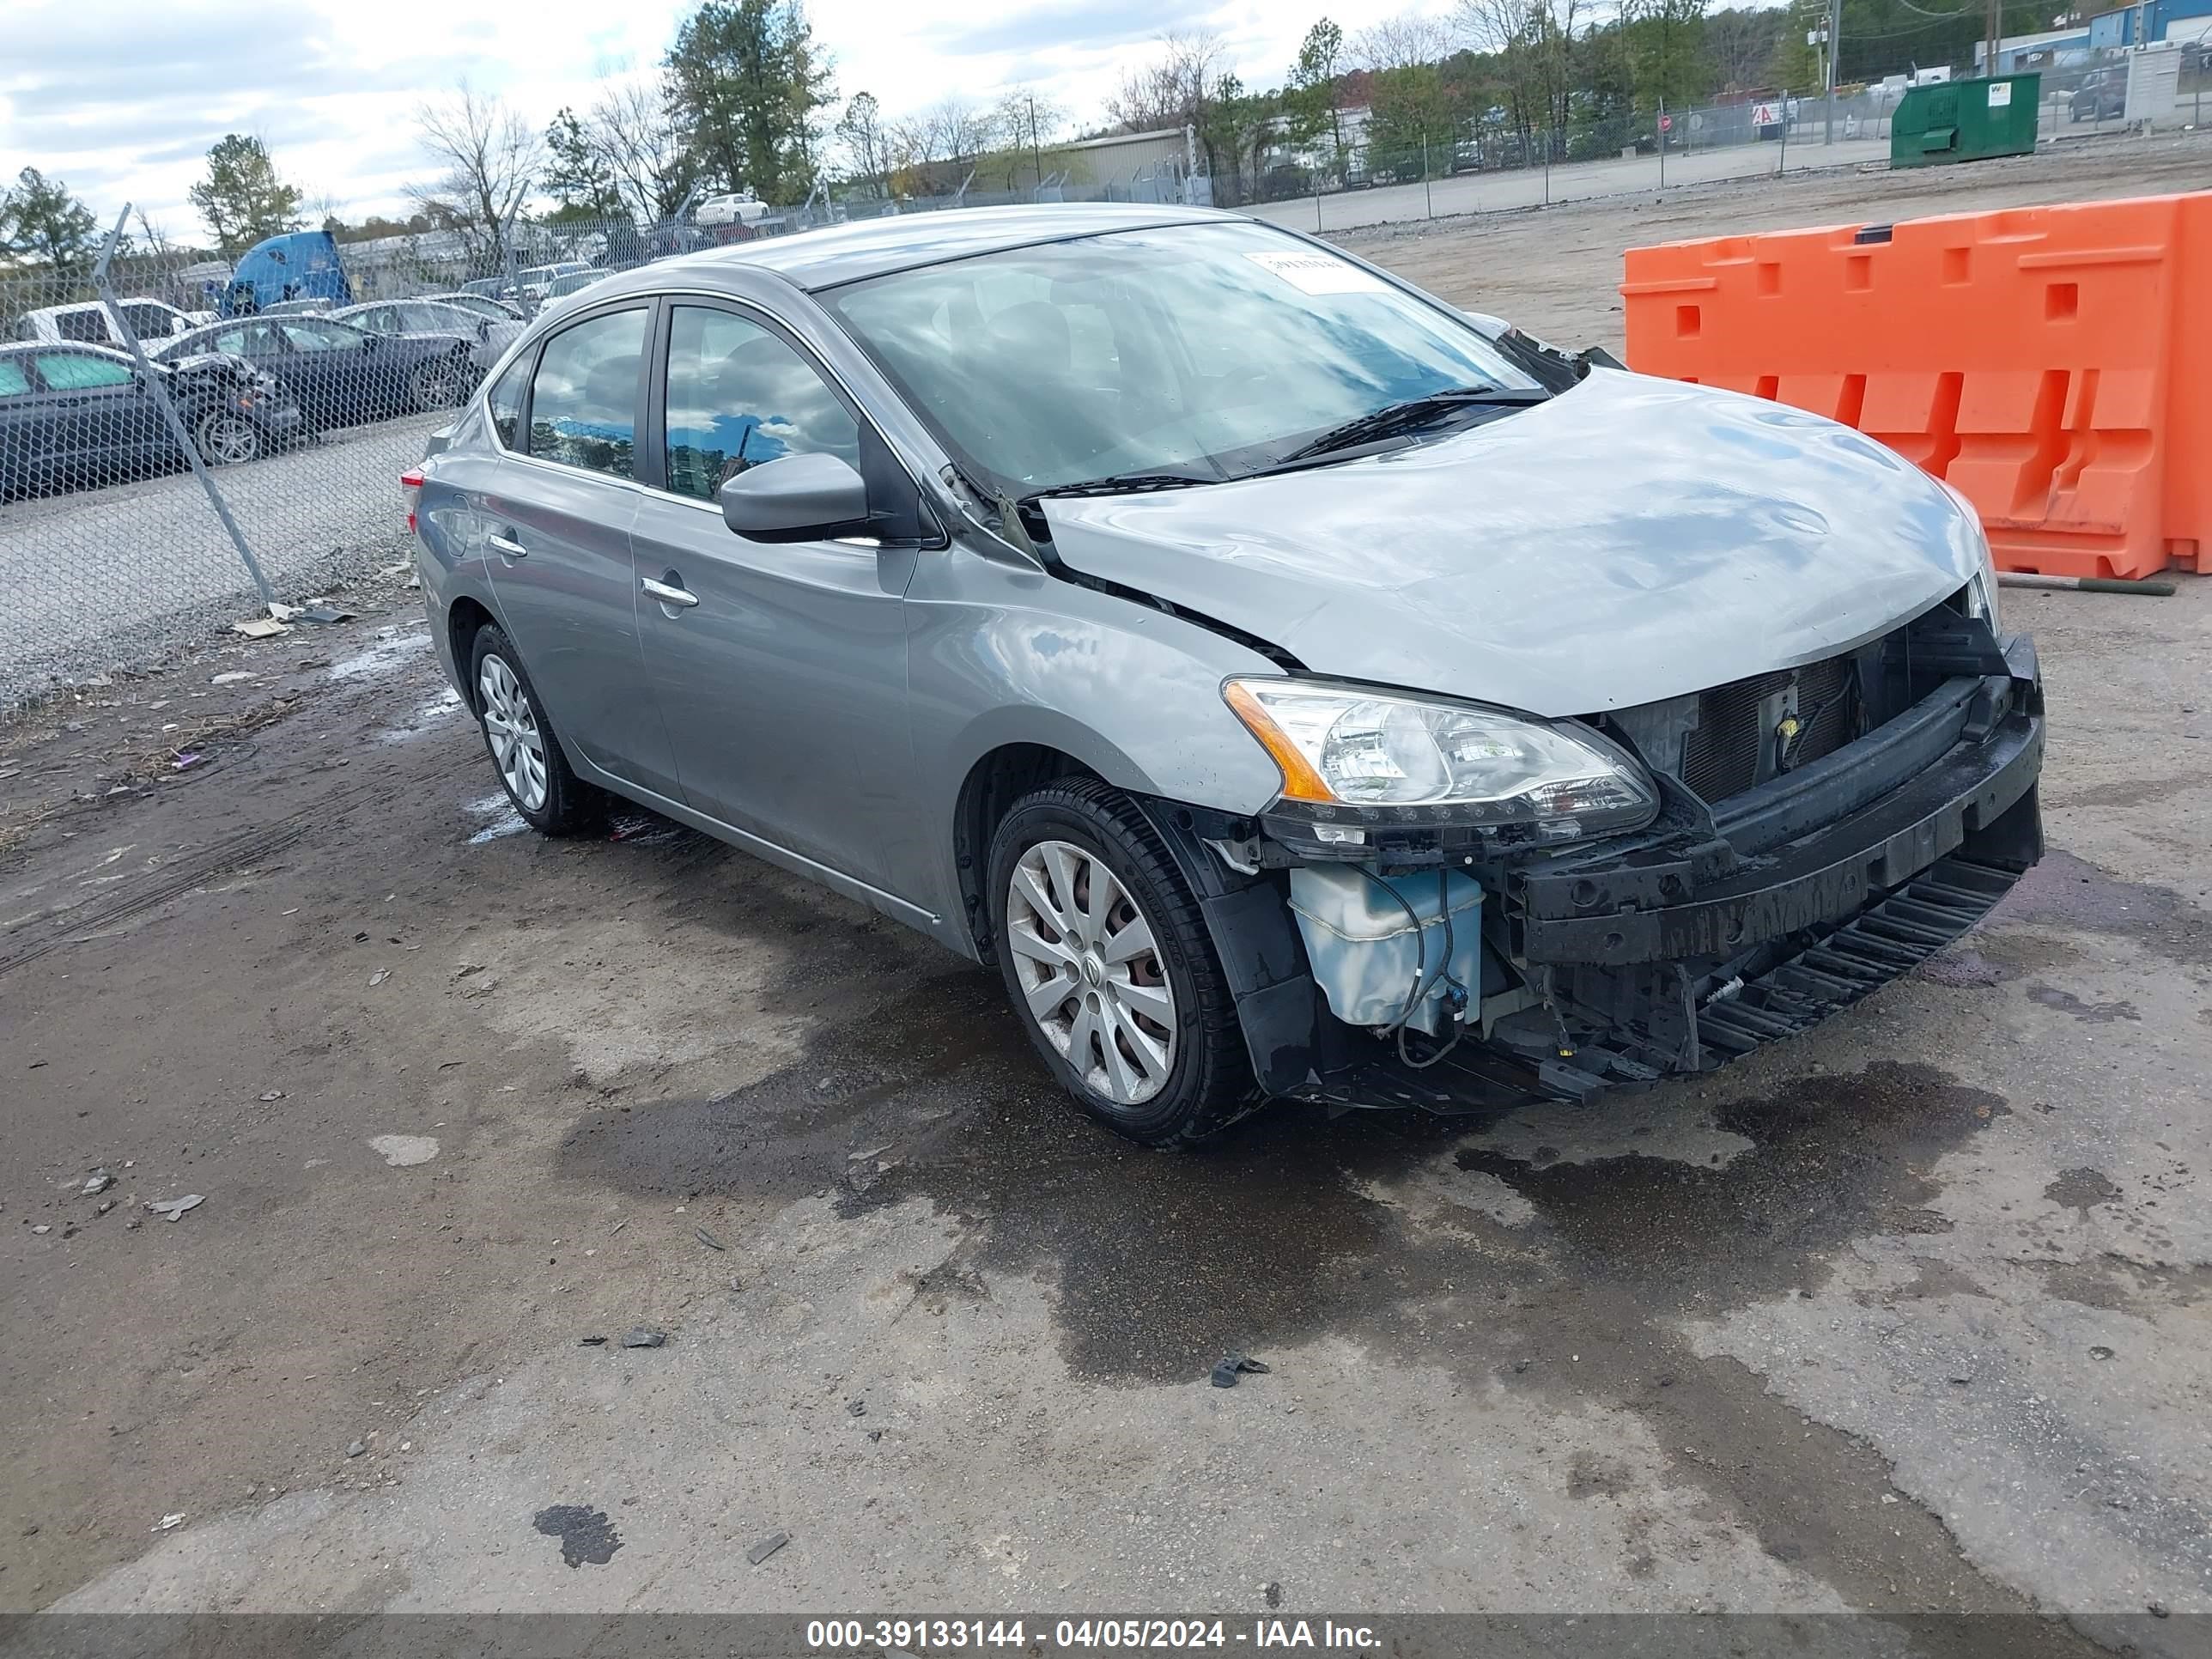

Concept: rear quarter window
[[486, 352, 529, 449]]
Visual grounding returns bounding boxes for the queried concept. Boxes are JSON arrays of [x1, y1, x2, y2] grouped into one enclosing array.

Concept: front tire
[[468, 624, 602, 836], [988, 780, 1256, 1148], [193, 407, 261, 466]]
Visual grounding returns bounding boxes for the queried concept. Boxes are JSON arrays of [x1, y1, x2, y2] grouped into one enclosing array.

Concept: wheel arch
[[952, 742, 1101, 961], [447, 595, 499, 712], [953, 747, 1323, 1101]]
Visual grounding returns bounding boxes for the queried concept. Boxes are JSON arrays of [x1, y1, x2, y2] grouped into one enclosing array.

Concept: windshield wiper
[[1024, 470, 1221, 503], [1271, 386, 1551, 466]]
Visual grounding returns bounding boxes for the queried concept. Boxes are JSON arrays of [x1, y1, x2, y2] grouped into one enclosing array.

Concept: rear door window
[[57, 310, 110, 343], [0, 359, 31, 396], [527, 308, 647, 477], [210, 323, 275, 357], [281, 321, 353, 352], [34, 351, 134, 390]]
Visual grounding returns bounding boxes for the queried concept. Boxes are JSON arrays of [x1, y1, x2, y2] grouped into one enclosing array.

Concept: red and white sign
[[1658, 114, 1674, 131], [1752, 101, 1783, 127]]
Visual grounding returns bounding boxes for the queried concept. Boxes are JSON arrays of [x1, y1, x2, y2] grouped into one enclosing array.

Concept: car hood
[[1036, 370, 1985, 716], [160, 349, 244, 378]]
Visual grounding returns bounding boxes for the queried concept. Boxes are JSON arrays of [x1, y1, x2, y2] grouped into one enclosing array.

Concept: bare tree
[[988, 87, 1066, 189], [923, 96, 997, 162], [591, 78, 696, 222], [1350, 12, 1456, 72], [885, 113, 937, 169], [1454, 0, 1583, 150], [133, 209, 181, 259], [408, 83, 540, 266], [1105, 30, 1226, 133], [1704, 7, 1771, 92]]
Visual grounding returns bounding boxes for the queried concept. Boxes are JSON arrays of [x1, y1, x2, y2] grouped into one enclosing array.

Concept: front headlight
[[1942, 482, 2001, 629], [1223, 677, 1659, 838]]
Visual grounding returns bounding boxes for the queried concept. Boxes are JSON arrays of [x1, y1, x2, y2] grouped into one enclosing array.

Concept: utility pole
[[1985, 0, 2002, 77], [1825, 0, 1843, 143], [1028, 93, 1042, 189]]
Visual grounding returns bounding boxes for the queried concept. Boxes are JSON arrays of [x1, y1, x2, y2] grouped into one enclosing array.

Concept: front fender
[[903, 538, 1290, 935]]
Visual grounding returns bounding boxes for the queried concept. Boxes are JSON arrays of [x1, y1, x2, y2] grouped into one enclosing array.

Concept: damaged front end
[[1149, 596, 2044, 1113]]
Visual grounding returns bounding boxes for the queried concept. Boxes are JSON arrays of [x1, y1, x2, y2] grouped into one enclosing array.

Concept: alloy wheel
[[413, 362, 465, 410], [198, 412, 258, 466], [1006, 839, 1176, 1107], [477, 653, 548, 811]]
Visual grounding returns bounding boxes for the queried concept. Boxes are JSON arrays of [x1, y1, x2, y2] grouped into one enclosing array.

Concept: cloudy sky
[[3, 0, 1459, 239]]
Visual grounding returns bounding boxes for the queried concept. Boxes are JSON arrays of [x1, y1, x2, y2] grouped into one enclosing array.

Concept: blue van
[[220, 231, 355, 318]]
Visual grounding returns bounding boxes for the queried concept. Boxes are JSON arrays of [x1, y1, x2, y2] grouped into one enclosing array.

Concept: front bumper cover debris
[[1513, 687, 2040, 967], [1152, 630, 2046, 1114]]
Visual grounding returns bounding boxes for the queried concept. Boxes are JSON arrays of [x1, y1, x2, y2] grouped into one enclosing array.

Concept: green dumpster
[[1890, 74, 2041, 167]]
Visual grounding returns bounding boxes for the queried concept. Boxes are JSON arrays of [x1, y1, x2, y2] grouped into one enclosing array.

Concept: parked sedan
[[410, 204, 2044, 1147], [2069, 69, 2127, 122], [517, 262, 592, 303], [540, 270, 611, 303], [152, 314, 472, 432], [416, 291, 527, 324], [0, 342, 301, 497], [333, 298, 524, 375]]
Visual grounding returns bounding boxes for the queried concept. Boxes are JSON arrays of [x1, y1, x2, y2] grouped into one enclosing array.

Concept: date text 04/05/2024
[[805, 1619, 1382, 1650]]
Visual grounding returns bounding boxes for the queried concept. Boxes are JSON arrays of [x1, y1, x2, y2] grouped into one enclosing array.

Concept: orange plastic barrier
[[1622, 192, 2210, 580]]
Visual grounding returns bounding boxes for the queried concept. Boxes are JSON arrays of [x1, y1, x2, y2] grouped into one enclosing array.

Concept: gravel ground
[[0, 409, 441, 711], [1, 138, 2208, 1644]]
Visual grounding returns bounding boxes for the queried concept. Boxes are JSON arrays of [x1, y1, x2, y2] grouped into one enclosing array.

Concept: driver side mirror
[[719, 452, 870, 542]]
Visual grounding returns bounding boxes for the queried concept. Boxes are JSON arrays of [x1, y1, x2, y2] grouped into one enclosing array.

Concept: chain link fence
[[4, 51, 2203, 713], [1228, 91, 1886, 236], [1234, 46, 2206, 238], [1, 246, 460, 709], [0, 202, 931, 709]]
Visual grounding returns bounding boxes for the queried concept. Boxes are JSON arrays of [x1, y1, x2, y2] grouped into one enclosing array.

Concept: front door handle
[[488, 532, 526, 558], [641, 574, 698, 609]]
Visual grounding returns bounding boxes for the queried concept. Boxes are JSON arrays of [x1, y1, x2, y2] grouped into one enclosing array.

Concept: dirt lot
[[3, 138, 2209, 1639]]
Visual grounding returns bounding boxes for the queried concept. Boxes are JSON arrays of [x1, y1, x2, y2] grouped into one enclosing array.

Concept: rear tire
[[410, 355, 468, 412], [988, 779, 1257, 1148], [467, 624, 604, 836]]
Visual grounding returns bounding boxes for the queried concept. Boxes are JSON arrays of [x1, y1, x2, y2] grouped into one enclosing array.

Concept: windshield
[[821, 220, 1540, 496]]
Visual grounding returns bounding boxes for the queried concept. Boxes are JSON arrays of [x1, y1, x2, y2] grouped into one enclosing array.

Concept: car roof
[[596, 202, 1236, 297], [2, 339, 130, 359]]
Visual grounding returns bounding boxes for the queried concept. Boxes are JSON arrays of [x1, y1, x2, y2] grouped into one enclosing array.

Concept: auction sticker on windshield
[[1243, 248, 1389, 295]]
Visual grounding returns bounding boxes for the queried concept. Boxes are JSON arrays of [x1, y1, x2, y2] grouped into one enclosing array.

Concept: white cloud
[[3, 0, 1457, 235]]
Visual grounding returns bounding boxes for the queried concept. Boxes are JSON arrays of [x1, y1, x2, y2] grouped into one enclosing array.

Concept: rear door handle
[[641, 575, 698, 609], [488, 532, 526, 558]]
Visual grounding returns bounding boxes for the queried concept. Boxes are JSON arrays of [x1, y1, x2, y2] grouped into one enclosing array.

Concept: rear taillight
[[400, 468, 423, 535]]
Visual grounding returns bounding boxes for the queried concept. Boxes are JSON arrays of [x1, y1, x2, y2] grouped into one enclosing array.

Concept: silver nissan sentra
[[410, 204, 2044, 1146]]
